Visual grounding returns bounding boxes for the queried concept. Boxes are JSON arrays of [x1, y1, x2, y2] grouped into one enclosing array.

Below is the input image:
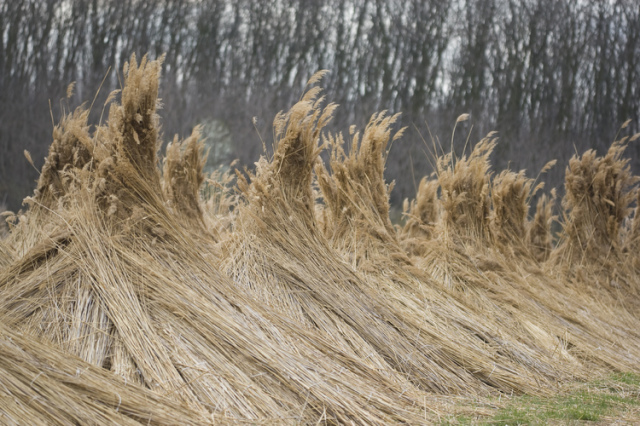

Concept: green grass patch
[[441, 373, 640, 425]]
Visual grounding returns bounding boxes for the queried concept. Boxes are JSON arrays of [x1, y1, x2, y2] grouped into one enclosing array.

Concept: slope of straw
[[0, 324, 211, 425]]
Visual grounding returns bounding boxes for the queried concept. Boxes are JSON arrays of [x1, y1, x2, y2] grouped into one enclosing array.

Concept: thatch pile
[[1, 55, 639, 424], [399, 136, 640, 375]]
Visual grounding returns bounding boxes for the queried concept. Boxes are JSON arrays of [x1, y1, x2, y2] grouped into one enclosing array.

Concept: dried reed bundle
[[555, 140, 638, 266], [162, 129, 206, 229], [314, 116, 568, 395], [201, 164, 238, 240], [316, 112, 410, 269], [399, 177, 440, 256], [226, 82, 488, 395], [489, 170, 535, 255], [4, 109, 93, 258], [437, 136, 496, 243], [401, 131, 640, 385], [33, 109, 93, 208], [224, 82, 580, 398], [527, 191, 557, 263], [551, 139, 640, 317], [4, 52, 640, 423], [90, 54, 164, 222]]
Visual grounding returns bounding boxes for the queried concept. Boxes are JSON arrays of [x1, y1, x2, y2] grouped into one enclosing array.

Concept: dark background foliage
[[1, 0, 639, 211]]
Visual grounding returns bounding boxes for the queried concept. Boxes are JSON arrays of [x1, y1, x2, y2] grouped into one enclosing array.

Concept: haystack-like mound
[[399, 137, 640, 375], [222, 81, 552, 397], [0, 56, 434, 424], [2, 53, 639, 424], [315, 114, 578, 394]]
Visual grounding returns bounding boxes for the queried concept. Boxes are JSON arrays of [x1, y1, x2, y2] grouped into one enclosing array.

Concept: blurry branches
[[0, 0, 638, 209]]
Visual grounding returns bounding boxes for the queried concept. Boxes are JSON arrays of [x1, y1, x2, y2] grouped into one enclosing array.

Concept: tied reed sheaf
[[0, 54, 639, 425]]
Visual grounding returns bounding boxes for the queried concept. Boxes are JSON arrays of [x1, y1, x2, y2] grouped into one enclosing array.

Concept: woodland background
[[1, 0, 639, 210]]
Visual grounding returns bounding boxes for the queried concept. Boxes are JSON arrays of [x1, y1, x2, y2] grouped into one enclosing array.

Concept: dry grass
[[527, 191, 557, 263], [555, 140, 639, 267], [162, 129, 207, 229], [0, 323, 212, 425], [400, 176, 440, 256], [316, 111, 409, 269], [399, 132, 640, 387], [489, 170, 535, 255], [1, 55, 639, 424], [437, 136, 496, 243], [552, 139, 640, 314]]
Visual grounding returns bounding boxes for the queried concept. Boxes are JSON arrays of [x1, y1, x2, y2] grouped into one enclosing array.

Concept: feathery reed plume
[[162, 128, 206, 228], [437, 135, 496, 243], [201, 162, 238, 240], [527, 190, 557, 263], [489, 170, 535, 254], [316, 111, 410, 268], [265, 83, 337, 222], [555, 140, 639, 267], [33, 108, 93, 208], [2, 108, 93, 258], [92, 53, 164, 222], [112, 54, 163, 179]]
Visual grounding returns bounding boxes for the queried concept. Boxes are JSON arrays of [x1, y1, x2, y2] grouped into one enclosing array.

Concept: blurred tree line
[[1, 0, 639, 210]]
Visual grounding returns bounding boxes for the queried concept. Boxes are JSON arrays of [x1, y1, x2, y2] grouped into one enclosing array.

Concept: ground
[[439, 373, 640, 425]]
